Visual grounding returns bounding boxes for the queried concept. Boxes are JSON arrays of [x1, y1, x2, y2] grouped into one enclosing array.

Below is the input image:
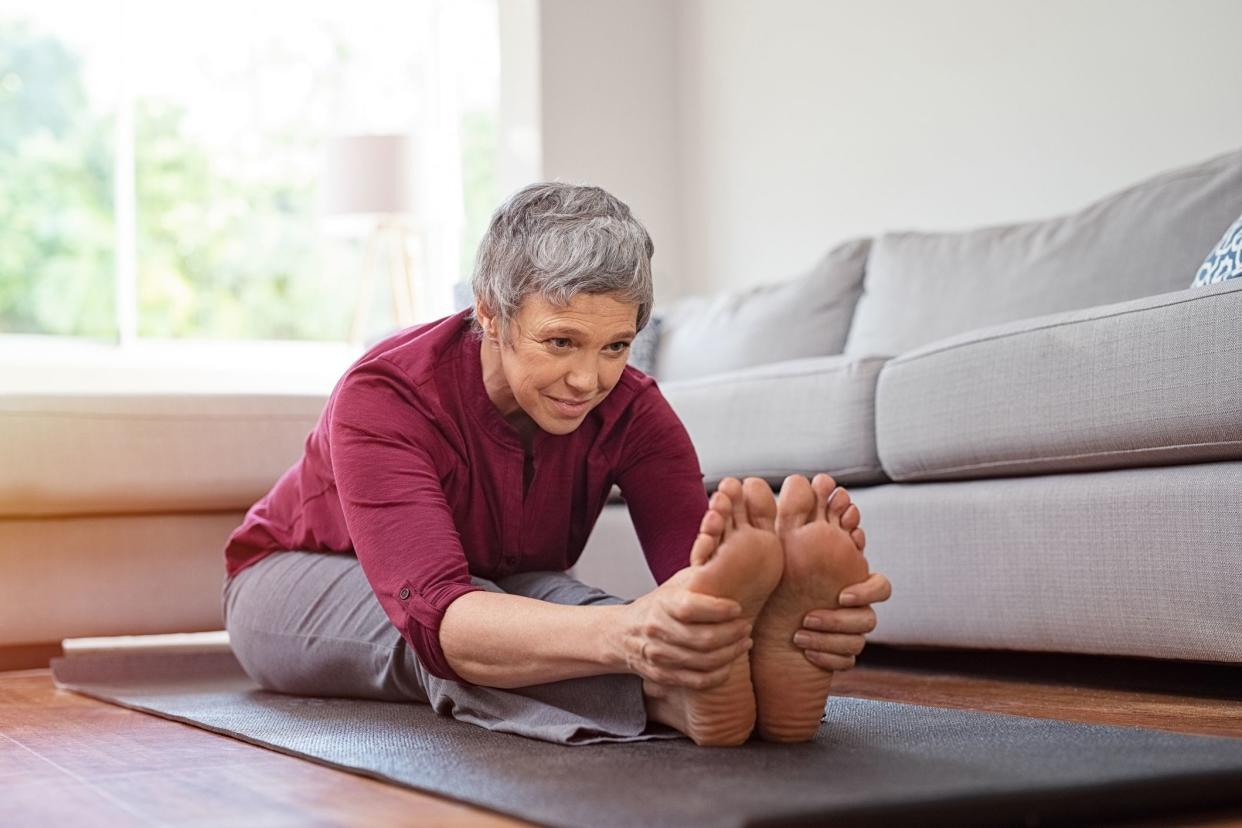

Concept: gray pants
[[221, 550, 682, 745]]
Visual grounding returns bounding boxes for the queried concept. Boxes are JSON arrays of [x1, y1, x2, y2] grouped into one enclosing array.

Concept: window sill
[[0, 334, 365, 395]]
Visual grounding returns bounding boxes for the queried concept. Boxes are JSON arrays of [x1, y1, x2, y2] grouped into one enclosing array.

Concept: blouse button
[[398, 587, 411, 600]]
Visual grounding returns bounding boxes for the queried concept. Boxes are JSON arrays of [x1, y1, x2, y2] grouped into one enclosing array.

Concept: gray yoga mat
[[51, 649, 1242, 828]]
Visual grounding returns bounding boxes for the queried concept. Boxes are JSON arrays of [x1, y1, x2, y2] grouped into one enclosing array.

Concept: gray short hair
[[468, 182, 654, 342]]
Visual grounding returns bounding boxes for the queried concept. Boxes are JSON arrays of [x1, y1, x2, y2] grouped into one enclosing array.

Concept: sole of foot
[[644, 477, 784, 747], [750, 473, 870, 743]]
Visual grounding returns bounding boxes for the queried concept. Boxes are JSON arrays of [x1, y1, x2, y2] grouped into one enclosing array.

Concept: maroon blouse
[[223, 308, 709, 683]]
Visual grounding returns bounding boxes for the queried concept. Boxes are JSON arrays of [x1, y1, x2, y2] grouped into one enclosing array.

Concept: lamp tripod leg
[[388, 224, 415, 327], [350, 229, 381, 345]]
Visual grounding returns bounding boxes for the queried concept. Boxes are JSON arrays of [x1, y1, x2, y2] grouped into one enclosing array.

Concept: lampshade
[[320, 133, 419, 219]]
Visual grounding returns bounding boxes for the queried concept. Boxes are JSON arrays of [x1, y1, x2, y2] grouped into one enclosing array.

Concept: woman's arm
[[613, 382, 711, 583], [440, 566, 752, 689], [330, 361, 486, 684], [439, 592, 625, 688]]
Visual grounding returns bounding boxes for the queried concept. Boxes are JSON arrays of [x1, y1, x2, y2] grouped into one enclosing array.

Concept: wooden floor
[[3, 645, 1241, 827]]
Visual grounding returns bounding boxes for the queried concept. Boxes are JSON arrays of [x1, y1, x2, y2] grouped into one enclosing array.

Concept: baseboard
[[859, 643, 1242, 698], [0, 641, 63, 672]]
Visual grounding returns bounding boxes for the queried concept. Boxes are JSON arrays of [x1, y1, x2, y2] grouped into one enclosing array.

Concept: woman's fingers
[[654, 616, 751, 652], [643, 635, 752, 673], [837, 572, 892, 607], [668, 590, 743, 624], [801, 606, 877, 634], [792, 630, 867, 658], [622, 565, 756, 687]]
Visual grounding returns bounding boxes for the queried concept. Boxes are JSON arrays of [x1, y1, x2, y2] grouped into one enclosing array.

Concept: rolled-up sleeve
[[328, 357, 483, 683], [614, 383, 709, 585]]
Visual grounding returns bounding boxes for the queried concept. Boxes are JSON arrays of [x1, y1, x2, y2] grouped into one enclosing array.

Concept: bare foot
[[750, 473, 870, 742], [643, 477, 784, 746]]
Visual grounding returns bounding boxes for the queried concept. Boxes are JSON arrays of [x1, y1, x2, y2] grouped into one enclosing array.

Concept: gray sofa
[[572, 146, 1242, 665], [2, 148, 1238, 669]]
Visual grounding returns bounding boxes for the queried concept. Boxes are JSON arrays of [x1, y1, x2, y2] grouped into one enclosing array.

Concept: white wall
[[535, 0, 684, 308], [531, 0, 1242, 299], [674, 0, 1242, 294], [496, 0, 542, 195]]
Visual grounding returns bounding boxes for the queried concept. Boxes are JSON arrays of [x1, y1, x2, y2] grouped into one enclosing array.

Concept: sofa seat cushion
[[0, 393, 326, 517], [875, 279, 1242, 481], [851, 461, 1242, 663], [846, 147, 1242, 357], [662, 354, 891, 487]]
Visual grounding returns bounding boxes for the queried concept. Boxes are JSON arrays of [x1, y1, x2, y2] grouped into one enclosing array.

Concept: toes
[[851, 527, 866, 551], [718, 477, 747, 529], [743, 477, 777, 531], [810, 475, 833, 522], [841, 503, 861, 533], [826, 485, 852, 524], [775, 474, 815, 531], [690, 493, 731, 565], [811, 473, 836, 506], [701, 495, 728, 541]]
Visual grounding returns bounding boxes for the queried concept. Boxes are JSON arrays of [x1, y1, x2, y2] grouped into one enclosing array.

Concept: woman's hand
[[616, 566, 753, 690], [794, 572, 892, 671]]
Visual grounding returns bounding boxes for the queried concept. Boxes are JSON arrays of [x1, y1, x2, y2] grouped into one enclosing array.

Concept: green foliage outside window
[[0, 19, 498, 342], [0, 20, 115, 338]]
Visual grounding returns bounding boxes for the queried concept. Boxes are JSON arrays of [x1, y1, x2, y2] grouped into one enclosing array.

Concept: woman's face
[[479, 291, 638, 437]]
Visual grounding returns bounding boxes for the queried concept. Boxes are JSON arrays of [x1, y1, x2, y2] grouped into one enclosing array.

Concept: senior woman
[[221, 182, 892, 747]]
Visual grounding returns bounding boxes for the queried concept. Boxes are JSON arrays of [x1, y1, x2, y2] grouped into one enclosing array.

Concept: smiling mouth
[[547, 395, 592, 415]]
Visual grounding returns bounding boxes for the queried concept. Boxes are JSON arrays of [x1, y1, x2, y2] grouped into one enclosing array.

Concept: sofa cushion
[[1192, 211, 1242, 286], [846, 147, 1242, 357], [874, 279, 1242, 482], [0, 393, 326, 517], [654, 237, 870, 382], [661, 354, 890, 487]]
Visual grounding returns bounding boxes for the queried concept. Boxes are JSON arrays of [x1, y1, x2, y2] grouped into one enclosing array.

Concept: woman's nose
[[565, 358, 599, 393]]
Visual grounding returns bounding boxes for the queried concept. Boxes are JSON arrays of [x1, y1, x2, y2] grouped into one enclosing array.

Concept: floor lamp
[[321, 134, 421, 345]]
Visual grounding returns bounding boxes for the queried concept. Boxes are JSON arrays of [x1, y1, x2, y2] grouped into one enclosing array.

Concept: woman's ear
[[474, 301, 500, 344]]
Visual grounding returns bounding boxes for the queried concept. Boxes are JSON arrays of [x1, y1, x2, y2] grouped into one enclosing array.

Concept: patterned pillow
[[1192, 213, 1242, 286]]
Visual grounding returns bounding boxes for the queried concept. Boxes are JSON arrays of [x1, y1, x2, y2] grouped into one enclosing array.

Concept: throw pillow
[[627, 315, 662, 375], [653, 237, 871, 382], [1191, 213, 1242, 286], [845, 147, 1242, 358]]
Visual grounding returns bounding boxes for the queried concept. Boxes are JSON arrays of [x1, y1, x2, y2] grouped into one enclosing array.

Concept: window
[[0, 0, 498, 351]]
